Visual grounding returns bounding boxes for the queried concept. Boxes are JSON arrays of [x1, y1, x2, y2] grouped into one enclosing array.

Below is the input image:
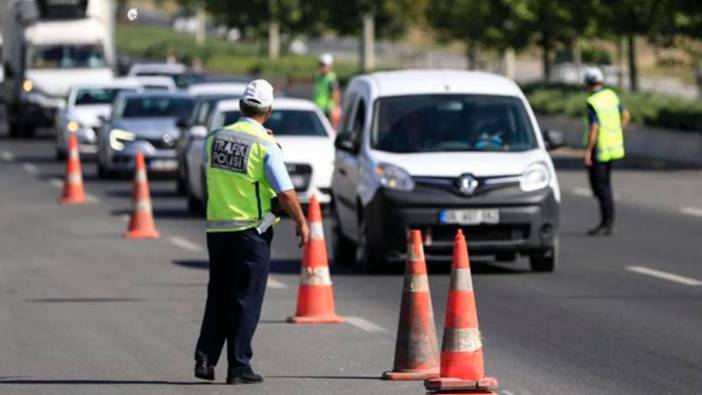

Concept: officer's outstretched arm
[[278, 190, 310, 247]]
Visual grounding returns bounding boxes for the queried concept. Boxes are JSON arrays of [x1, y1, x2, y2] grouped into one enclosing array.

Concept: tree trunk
[[694, 60, 702, 100], [268, 20, 280, 60], [465, 40, 477, 70], [195, 5, 206, 46], [503, 48, 516, 80], [617, 37, 626, 90], [360, 13, 375, 72], [627, 34, 638, 91], [542, 44, 551, 81]]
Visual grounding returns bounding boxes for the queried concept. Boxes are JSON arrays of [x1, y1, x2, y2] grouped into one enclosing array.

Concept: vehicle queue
[[51, 61, 564, 273]]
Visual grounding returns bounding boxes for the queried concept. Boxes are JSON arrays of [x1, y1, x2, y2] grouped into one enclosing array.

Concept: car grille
[[286, 163, 312, 192], [144, 137, 176, 150], [419, 224, 530, 245]]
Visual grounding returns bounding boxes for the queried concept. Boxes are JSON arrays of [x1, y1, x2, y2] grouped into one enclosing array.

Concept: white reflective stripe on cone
[[134, 199, 152, 212], [403, 273, 429, 293], [66, 173, 83, 184], [407, 244, 425, 262], [69, 150, 79, 160], [450, 268, 474, 292], [135, 170, 147, 183], [442, 327, 482, 352], [300, 266, 332, 286], [309, 222, 324, 240]]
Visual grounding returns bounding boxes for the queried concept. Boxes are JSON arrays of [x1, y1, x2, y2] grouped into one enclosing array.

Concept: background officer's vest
[[205, 120, 277, 232], [583, 88, 625, 162], [313, 72, 337, 113]]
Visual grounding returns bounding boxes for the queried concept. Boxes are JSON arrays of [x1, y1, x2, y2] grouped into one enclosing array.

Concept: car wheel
[[355, 214, 385, 273], [529, 237, 558, 272], [97, 159, 106, 179], [9, 122, 21, 138], [56, 148, 67, 161], [176, 175, 186, 195], [332, 211, 355, 266], [187, 189, 204, 215]]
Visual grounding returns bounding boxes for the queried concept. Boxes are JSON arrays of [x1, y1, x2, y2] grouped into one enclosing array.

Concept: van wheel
[[332, 213, 355, 266], [56, 148, 67, 161], [355, 216, 385, 273], [530, 238, 558, 272]]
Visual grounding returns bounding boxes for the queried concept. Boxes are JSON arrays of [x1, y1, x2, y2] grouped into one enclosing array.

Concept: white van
[[331, 70, 563, 272]]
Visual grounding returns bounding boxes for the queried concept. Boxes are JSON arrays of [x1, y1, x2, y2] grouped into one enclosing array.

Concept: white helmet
[[584, 67, 604, 85], [319, 53, 334, 66]]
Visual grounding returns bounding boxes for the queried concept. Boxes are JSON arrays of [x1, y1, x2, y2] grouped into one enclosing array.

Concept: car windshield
[[372, 95, 537, 153], [213, 110, 327, 136], [29, 44, 106, 69], [117, 96, 194, 118], [74, 88, 137, 106]]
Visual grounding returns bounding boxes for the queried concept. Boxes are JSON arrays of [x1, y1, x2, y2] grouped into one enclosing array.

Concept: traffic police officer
[[583, 67, 630, 236], [194, 79, 310, 384], [313, 53, 341, 127]]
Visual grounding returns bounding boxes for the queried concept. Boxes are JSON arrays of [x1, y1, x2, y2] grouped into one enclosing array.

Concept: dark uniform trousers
[[195, 228, 273, 374], [588, 152, 615, 226]]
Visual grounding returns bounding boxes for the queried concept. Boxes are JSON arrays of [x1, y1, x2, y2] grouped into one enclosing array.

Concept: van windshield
[[371, 95, 537, 153], [29, 44, 106, 69]]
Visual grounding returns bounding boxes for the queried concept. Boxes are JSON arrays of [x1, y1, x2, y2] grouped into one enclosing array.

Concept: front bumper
[[107, 142, 178, 173], [364, 186, 559, 261]]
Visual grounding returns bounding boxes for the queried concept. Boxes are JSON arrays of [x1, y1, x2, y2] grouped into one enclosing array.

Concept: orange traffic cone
[[123, 151, 160, 239], [383, 230, 440, 381], [425, 230, 498, 394], [58, 134, 86, 205], [287, 194, 343, 324]]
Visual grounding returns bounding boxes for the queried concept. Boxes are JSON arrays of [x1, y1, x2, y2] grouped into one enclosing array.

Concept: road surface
[[0, 133, 700, 395]]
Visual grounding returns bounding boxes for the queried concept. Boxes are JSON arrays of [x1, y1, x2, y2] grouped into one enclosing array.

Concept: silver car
[[55, 80, 142, 159], [97, 92, 194, 178]]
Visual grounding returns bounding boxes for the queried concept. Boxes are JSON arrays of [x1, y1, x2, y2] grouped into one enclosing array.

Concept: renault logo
[[162, 133, 175, 146], [458, 174, 479, 195]]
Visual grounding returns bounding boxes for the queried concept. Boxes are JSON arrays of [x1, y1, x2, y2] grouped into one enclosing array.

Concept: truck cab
[[1, 0, 115, 137]]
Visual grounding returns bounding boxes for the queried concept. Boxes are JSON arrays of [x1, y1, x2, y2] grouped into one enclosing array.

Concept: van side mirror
[[543, 129, 565, 151], [97, 114, 109, 124], [334, 132, 358, 153]]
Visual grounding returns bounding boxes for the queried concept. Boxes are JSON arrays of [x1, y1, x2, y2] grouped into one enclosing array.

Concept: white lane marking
[[1, 150, 14, 162], [49, 178, 63, 189], [680, 207, 702, 218], [346, 316, 390, 334], [572, 187, 591, 197], [168, 236, 203, 252], [22, 163, 37, 174], [627, 266, 702, 287], [85, 194, 100, 204], [267, 277, 286, 289]]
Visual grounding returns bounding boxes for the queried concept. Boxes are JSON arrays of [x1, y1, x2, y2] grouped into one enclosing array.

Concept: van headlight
[[520, 163, 550, 192], [374, 163, 415, 191], [110, 129, 136, 151], [67, 120, 81, 133]]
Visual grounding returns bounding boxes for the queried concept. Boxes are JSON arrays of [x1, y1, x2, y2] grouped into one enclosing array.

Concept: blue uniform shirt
[[238, 117, 294, 193]]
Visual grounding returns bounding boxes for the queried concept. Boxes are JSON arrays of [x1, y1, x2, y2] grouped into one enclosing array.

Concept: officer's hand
[[584, 152, 593, 168], [296, 221, 310, 248]]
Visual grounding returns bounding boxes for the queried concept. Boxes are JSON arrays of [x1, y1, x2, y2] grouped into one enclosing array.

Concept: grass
[[116, 23, 359, 83]]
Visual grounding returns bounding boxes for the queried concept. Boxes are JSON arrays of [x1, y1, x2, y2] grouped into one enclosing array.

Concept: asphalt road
[[0, 132, 701, 395]]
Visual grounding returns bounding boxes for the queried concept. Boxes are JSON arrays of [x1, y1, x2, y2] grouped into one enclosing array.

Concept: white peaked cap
[[241, 79, 274, 109], [319, 53, 334, 65]]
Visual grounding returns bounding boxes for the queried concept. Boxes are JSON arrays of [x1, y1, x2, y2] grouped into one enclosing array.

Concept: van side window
[[351, 99, 366, 146], [339, 93, 357, 133]]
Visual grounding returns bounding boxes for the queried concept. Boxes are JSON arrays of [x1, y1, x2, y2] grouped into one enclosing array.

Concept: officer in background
[[313, 53, 341, 128], [583, 67, 630, 236], [194, 80, 310, 384]]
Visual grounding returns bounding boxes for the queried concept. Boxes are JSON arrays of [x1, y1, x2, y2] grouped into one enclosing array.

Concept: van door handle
[[339, 168, 347, 176]]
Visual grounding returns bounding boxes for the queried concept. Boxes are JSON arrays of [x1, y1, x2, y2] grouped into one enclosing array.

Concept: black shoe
[[194, 361, 215, 381], [226, 371, 264, 384], [587, 224, 614, 236]]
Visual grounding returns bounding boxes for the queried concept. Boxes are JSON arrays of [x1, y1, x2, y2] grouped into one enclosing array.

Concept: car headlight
[[67, 120, 80, 133], [374, 162, 415, 191], [22, 79, 33, 92], [520, 163, 550, 192], [109, 129, 136, 151]]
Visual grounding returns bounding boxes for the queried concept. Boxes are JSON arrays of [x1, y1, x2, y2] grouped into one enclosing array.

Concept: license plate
[[150, 159, 177, 171], [439, 209, 500, 225], [291, 175, 307, 188]]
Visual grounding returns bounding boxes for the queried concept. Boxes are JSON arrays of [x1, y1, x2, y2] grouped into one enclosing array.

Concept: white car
[[55, 79, 142, 159], [187, 81, 248, 97], [127, 62, 202, 89], [331, 70, 564, 271], [184, 98, 335, 213], [131, 76, 176, 92]]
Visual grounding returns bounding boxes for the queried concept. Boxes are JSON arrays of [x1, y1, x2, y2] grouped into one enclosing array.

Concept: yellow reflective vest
[[205, 120, 277, 232], [313, 71, 337, 114], [584, 88, 625, 162]]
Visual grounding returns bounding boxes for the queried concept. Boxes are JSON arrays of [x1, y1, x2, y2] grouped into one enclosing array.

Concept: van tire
[[529, 238, 558, 272], [355, 216, 385, 273]]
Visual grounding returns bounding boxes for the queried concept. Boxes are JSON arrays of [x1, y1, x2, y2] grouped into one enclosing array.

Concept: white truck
[[1, 0, 115, 138]]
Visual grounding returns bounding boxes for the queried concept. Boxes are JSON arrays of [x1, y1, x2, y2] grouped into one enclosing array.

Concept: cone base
[[123, 229, 160, 239], [286, 314, 344, 324], [59, 196, 86, 205], [425, 377, 498, 393], [383, 369, 439, 381]]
